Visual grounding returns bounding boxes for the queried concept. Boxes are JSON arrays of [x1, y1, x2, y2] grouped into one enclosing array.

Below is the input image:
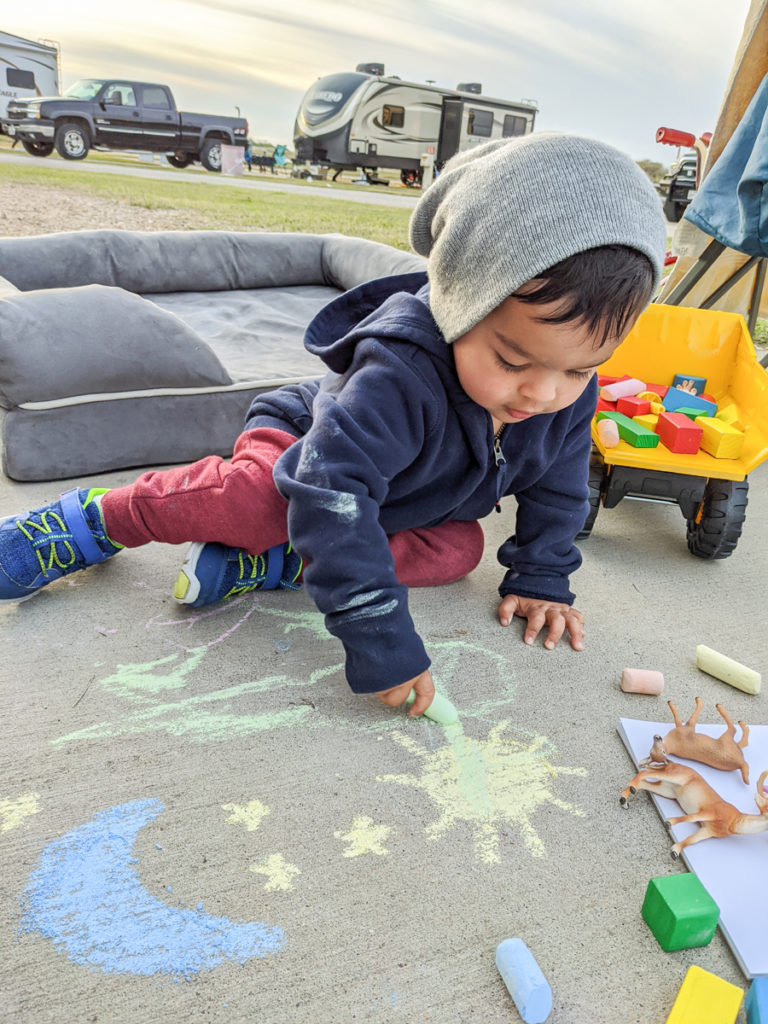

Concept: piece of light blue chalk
[[405, 689, 458, 725], [495, 938, 552, 1023]]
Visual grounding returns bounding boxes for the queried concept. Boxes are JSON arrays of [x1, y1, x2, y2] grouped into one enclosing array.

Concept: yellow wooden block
[[633, 413, 659, 431], [638, 390, 662, 403], [716, 402, 745, 431], [665, 965, 743, 1024], [650, 401, 665, 415], [695, 416, 745, 459]]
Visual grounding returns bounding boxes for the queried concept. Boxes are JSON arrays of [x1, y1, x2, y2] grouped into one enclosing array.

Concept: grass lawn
[[0, 157, 414, 249]]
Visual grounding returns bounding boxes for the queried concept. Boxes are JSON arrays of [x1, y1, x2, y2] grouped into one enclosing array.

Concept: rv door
[[437, 98, 462, 165]]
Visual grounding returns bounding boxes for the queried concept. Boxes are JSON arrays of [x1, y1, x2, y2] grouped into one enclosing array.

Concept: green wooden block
[[641, 873, 719, 951], [596, 410, 660, 448], [676, 406, 709, 421]]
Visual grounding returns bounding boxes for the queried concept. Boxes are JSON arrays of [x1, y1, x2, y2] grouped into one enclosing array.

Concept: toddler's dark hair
[[514, 245, 655, 348]]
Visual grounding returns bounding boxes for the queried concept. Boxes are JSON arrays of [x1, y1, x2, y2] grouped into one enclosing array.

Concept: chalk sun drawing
[[19, 799, 286, 977], [379, 721, 586, 862]]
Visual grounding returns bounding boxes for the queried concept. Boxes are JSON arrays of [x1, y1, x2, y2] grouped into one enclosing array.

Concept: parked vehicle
[[657, 153, 698, 222], [3, 78, 248, 170], [293, 62, 537, 185], [0, 30, 59, 142]]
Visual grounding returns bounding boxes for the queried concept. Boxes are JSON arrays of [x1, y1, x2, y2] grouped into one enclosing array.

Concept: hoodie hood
[[303, 271, 441, 374]]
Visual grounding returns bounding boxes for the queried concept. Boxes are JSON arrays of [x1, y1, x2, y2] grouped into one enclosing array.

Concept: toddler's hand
[[376, 669, 435, 716], [498, 594, 585, 651]]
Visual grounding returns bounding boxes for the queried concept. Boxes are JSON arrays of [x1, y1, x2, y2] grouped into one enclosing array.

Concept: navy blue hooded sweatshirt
[[245, 272, 595, 695]]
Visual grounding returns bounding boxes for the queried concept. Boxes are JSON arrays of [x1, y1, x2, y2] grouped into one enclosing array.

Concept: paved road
[[0, 147, 421, 209]]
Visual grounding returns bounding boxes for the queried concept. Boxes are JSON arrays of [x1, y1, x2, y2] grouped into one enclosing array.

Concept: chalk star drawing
[[222, 800, 270, 832], [379, 721, 586, 862], [334, 816, 391, 857], [19, 799, 286, 977], [1, 793, 40, 833], [249, 853, 301, 892]]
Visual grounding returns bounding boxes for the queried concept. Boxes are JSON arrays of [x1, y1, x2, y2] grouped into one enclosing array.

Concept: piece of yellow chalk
[[621, 668, 664, 695], [696, 645, 761, 695]]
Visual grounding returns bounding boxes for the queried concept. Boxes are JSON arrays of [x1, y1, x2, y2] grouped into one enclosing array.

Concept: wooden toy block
[[716, 402, 745, 430], [637, 390, 662, 403], [599, 377, 645, 401], [642, 873, 720, 951], [675, 406, 711, 421], [633, 414, 659, 431], [665, 965, 743, 1024], [657, 412, 703, 454], [672, 373, 708, 395], [595, 396, 617, 415], [617, 395, 651, 418], [646, 382, 670, 399], [597, 373, 625, 388], [663, 387, 718, 417], [596, 410, 659, 447], [695, 417, 745, 459], [746, 977, 768, 1024]]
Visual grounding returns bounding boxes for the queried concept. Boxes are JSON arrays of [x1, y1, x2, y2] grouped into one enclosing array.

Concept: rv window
[[382, 105, 405, 128], [6, 68, 36, 90], [467, 108, 493, 137], [142, 86, 171, 109], [502, 114, 527, 137]]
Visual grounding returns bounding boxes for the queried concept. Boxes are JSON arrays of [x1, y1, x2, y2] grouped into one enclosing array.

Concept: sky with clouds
[[3, 1, 753, 163]]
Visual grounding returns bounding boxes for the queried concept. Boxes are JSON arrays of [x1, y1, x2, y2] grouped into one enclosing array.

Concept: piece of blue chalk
[[405, 689, 458, 725], [495, 938, 552, 1023], [746, 977, 768, 1024]]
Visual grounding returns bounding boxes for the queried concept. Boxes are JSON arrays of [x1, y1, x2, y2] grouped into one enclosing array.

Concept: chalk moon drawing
[[20, 799, 286, 977]]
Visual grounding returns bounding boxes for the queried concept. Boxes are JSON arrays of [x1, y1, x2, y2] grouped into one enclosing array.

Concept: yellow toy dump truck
[[577, 303, 768, 559]]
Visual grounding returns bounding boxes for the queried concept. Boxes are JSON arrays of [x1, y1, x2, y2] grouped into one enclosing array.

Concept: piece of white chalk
[[620, 668, 664, 695], [696, 645, 761, 695], [596, 418, 620, 448], [405, 689, 458, 725], [600, 377, 646, 401], [496, 938, 552, 1023]]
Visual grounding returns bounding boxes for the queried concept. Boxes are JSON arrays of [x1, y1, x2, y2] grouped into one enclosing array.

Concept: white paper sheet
[[617, 717, 768, 978]]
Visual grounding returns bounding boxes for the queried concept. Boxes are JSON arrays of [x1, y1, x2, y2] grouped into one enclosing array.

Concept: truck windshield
[[63, 80, 106, 100]]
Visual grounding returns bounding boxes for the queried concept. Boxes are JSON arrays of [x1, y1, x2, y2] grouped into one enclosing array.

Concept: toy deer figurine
[[620, 763, 768, 858], [640, 698, 750, 784]]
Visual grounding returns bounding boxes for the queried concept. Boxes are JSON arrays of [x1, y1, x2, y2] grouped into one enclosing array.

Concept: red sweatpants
[[101, 428, 484, 588]]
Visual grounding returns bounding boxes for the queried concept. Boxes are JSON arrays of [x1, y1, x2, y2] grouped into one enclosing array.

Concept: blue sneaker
[[173, 541, 303, 607], [0, 487, 122, 603]]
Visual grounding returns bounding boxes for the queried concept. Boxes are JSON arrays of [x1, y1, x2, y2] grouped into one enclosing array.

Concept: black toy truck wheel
[[54, 122, 90, 160], [576, 449, 606, 540], [166, 153, 194, 168], [21, 140, 54, 157], [686, 479, 749, 559], [200, 138, 222, 172]]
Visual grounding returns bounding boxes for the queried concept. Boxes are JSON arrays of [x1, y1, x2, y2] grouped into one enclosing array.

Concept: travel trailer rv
[[293, 63, 537, 185], [0, 31, 59, 130]]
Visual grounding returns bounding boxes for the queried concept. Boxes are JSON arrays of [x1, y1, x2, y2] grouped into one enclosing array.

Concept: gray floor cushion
[[0, 230, 425, 481]]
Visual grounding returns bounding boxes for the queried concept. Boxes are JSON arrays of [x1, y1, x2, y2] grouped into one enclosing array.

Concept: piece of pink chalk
[[620, 668, 664, 695], [600, 378, 646, 401], [596, 418, 620, 448]]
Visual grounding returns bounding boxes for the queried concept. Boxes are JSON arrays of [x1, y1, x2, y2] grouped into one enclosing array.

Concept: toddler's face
[[452, 293, 626, 430]]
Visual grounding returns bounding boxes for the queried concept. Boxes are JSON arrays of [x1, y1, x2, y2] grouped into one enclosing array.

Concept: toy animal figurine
[[640, 698, 750, 784], [620, 763, 768, 858]]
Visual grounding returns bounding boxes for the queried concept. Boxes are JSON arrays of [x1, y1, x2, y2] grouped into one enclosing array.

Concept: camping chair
[[273, 144, 290, 167]]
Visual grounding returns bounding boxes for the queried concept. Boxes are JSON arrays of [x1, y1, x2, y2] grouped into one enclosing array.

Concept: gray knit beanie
[[409, 133, 666, 343]]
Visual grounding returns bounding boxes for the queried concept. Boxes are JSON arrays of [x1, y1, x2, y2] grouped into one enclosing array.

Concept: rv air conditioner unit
[[457, 82, 482, 94], [356, 63, 385, 76]]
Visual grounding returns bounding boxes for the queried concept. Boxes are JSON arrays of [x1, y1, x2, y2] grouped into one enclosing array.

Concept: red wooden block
[[616, 395, 651, 418], [595, 396, 617, 414], [657, 411, 703, 454], [597, 373, 630, 388], [647, 383, 670, 399]]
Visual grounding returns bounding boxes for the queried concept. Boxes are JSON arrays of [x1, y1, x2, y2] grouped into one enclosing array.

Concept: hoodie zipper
[[493, 424, 506, 512]]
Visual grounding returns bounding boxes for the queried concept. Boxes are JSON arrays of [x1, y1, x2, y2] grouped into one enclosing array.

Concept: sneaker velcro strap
[[263, 544, 285, 589], [59, 489, 111, 565]]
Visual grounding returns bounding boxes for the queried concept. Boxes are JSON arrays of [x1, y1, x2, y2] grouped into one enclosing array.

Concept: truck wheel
[[21, 140, 54, 157], [54, 123, 90, 160], [686, 479, 749, 559], [166, 153, 194, 168], [200, 139, 222, 172], [576, 449, 606, 540], [663, 198, 685, 222]]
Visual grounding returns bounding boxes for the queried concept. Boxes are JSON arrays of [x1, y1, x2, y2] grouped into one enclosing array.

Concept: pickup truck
[[2, 79, 248, 172]]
